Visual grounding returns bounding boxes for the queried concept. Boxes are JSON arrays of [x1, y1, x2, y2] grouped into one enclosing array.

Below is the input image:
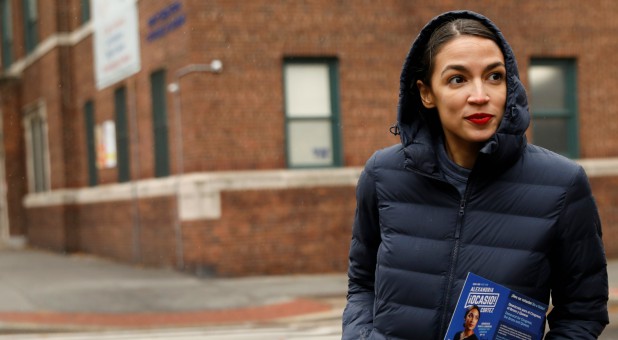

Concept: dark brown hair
[[462, 304, 481, 328], [417, 18, 501, 86]]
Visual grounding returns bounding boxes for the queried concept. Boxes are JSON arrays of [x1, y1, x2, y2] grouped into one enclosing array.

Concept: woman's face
[[465, 308, 480, 330], [417, 35, 506, 151]]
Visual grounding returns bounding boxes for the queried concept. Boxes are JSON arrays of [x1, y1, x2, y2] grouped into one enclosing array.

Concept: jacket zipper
[[438, 196, 466, 335], [405, 164, 473, 336]]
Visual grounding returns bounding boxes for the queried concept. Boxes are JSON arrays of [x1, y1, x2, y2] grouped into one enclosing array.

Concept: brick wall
[[26, 205, 67, 251], [23, 180, 356, 276], [183, 186, 356, 276], [77, 196, 178, 266], [0, 79, 26, 236], [177, 0, 408, 172]]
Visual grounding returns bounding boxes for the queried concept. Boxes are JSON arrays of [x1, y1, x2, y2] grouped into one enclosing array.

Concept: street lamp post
[[167, 59, 222, 270]]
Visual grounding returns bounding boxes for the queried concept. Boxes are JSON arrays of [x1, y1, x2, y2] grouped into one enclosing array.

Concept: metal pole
[[129, 77, 142, 264], [168, 60, 222, 270], [170, 78, 184, 269]]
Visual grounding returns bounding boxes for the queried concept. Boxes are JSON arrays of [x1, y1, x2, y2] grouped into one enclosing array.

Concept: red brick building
[[1, 0, 617, 276]]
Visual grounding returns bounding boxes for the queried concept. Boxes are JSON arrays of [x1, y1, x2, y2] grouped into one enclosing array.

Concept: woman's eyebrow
[[485, 61, 506, 72], [440, 61, 506, 77], [440, 64, 467, 77]]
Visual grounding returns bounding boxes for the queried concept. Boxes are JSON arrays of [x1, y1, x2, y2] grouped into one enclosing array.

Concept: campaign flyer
[[444, 273, 548, 340]]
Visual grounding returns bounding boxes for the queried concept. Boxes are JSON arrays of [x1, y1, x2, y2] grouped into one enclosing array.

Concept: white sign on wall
[[93, 0, 141, 90]]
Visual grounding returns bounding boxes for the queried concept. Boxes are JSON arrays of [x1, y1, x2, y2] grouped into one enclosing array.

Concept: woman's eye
[[448, 76, 465, 84], [488, 72, 504, 81]]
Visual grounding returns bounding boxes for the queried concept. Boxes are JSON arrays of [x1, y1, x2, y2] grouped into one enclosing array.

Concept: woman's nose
[[468, 81, 490, 105]]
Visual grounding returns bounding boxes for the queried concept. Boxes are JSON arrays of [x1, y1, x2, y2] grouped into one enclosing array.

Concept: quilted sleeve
[[545, 166, 609, 339], [342, 154, 381, 340]]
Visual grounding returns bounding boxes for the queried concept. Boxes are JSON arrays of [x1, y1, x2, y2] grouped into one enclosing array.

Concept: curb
[[0, 298, 333, 332]]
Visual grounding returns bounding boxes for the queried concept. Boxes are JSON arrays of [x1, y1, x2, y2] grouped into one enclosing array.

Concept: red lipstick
[[466, 113, 493, 125]]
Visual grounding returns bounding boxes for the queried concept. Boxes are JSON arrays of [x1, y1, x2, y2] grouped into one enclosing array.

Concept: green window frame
[[114, 87, 131, 182], [84, 100, 97, 186], [29, 115, 48, 192], [22, 0, 38, 53], [1, 0, 13, 69], [283, 58, 342, 168], [150, 69, 170, 177], [528, 59, 578, 158], [80, 0, 90, 24], [23, 101, 49, 193]]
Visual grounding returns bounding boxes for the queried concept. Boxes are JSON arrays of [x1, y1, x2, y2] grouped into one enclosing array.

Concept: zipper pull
[[459, 199, 466, 216], [454, 199, 466, 239]]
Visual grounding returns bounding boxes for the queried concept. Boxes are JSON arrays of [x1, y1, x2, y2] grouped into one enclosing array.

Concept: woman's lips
[[466, 113, 493, 125]]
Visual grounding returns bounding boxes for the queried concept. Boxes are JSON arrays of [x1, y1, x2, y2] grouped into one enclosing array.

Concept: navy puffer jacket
[[342, 10, 608, 339]]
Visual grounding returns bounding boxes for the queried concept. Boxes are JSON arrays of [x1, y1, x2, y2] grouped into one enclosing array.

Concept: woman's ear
[[416, 80, 436, 109]]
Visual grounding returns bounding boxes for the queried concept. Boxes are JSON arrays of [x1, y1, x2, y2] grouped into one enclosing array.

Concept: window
[[114, 87, 130, 182], [23, 101, 50, 192], [22, 0, 38, 53], [150, 69, 170, 177], [84, 101, 97, 186], [528, 59, 578, 158], [1, 0, 13, 68], [283, 58, 341, 168], [80, 0, 90, 24]]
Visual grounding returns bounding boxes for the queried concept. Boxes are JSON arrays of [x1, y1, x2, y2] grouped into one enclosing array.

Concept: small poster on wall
[[96, 120, 117, 169]]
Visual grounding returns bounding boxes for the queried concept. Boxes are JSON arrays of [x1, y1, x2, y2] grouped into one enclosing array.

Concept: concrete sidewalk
[[0, 246, 348, 332], [0, 245, 616, 333]]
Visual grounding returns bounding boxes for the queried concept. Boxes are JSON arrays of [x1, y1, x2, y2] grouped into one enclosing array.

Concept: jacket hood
[[397, 10, 530, 176]]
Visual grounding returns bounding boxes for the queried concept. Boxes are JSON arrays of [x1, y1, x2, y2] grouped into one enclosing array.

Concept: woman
[[453, 305, 480, 340], [342, 10, 608, 339]]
